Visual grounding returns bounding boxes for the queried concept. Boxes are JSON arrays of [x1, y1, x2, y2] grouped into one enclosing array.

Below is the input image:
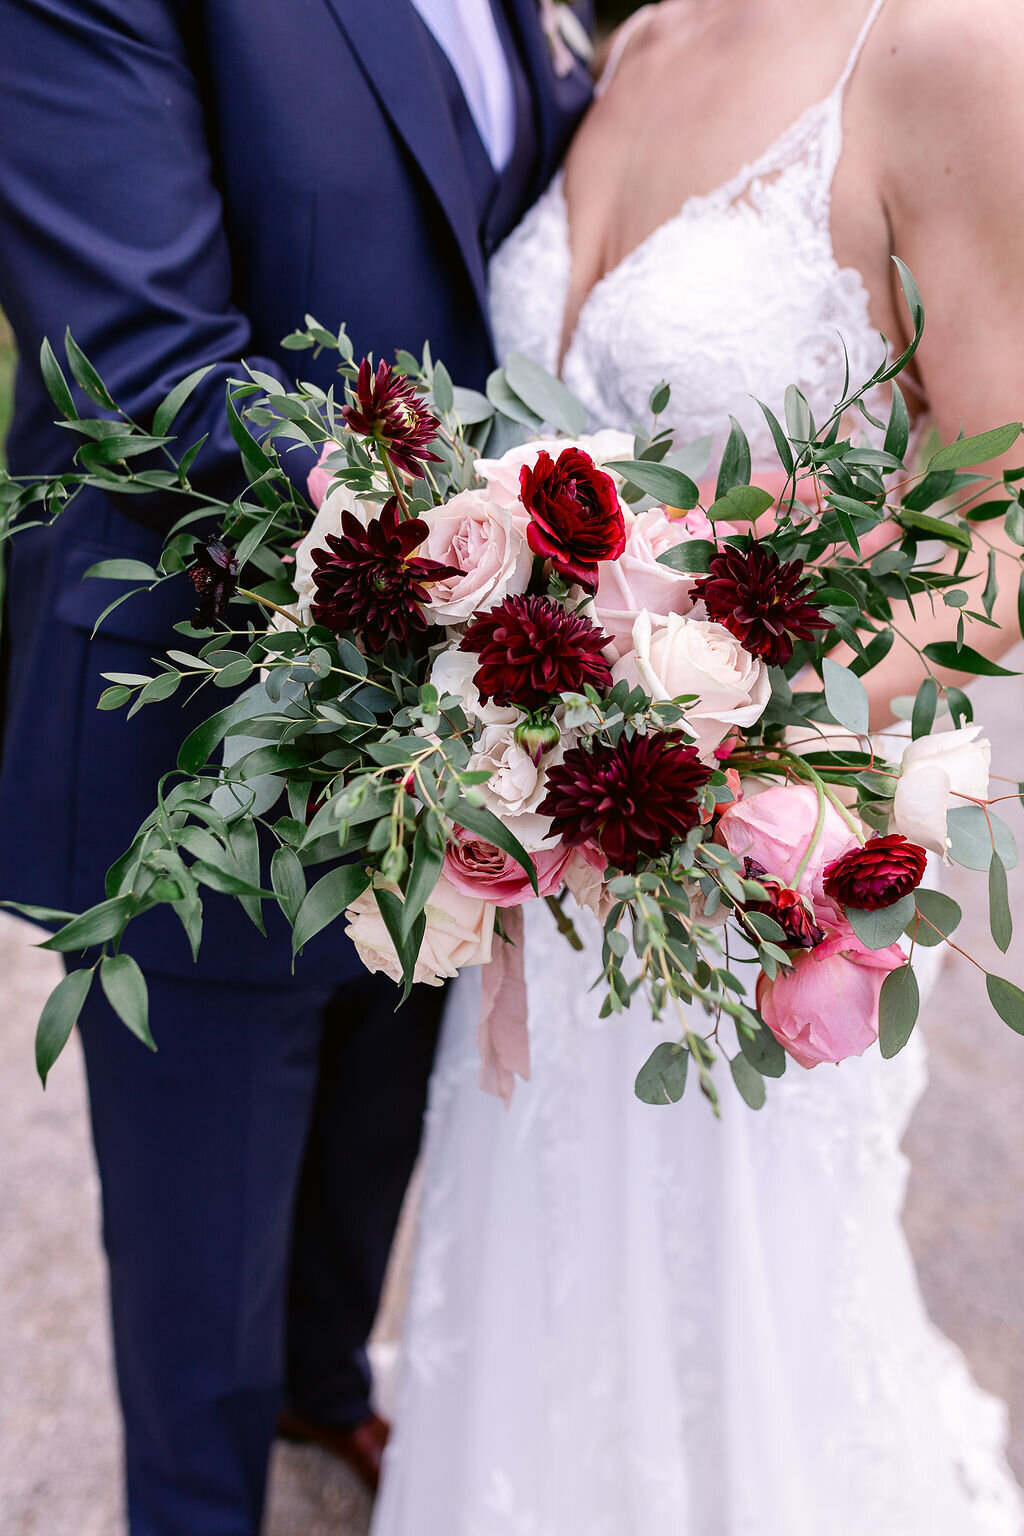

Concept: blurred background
[[3, 3, 1024, 1529]]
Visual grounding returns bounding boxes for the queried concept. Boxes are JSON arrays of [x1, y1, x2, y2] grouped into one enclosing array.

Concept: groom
[[0, 2, 590, 1532]]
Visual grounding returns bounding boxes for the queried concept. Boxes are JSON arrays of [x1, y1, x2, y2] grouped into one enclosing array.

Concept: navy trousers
[[77, 966, 443, 1536]]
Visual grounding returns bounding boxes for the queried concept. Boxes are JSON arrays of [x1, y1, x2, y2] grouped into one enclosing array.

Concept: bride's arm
[[860, 0, 1024, 724]]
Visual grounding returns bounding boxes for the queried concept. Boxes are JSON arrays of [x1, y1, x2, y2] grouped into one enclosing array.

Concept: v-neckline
[[553, 89, 841, 378]]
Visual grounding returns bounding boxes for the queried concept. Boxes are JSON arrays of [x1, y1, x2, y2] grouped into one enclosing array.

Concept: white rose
[[344, 874, 495, 986], [428, 647, 516, 727], [290, 480, 366, 624], [892, 724, 991, 856], [591, 505, 706, 660], [611, 611, 771, 762], [475, 429, 635, 507], [420, 488, 533, 625], [468, 717, 576, 851]]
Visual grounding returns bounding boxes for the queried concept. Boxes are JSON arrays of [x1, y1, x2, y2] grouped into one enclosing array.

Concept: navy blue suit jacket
[[0, 0, 592, 984]]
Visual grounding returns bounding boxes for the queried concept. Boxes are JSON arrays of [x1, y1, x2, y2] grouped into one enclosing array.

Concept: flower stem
[[545, 893, 585, 951], [380, 447, 410, 518], [236, 587, 301, 626]]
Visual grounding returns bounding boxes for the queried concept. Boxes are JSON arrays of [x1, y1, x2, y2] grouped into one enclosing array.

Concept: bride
[[372, 1, 1024, 1531]]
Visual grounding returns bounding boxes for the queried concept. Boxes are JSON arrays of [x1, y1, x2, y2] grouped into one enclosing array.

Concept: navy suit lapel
[[502, 0, 594, 200], [320, 0, 490, 318]]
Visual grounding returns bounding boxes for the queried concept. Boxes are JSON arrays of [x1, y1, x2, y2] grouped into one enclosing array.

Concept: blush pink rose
[[756, 926, 906, 1068], [563, 842, 616, 920], [443, 832, 573, 907], [716, 783, 860, 923], [307, 440, 346, 510], [420, 488, 533, 626], [344, 874, 494, 985], [591, 507, 705, 660]]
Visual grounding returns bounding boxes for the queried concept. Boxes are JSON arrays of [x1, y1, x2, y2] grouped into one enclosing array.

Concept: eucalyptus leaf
[[989, 853, 1013, 953], [605, 459, 700, 510], [737, 1022, 787, 1079], [845, 893, 917, 950], [987, 973, 1024, 1036], [822, 657, 870, 736], [907, 889, 963, 947], [946, 806, 1018, 871], [730, 1052, 767, 1110], [635, 1042, 689, 1105], [879, 964, 920, 1059], [503, 352, 586, 436]]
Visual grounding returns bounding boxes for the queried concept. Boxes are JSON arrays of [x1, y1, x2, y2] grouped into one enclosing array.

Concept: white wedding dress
[[371, 4, 1024, 1532]]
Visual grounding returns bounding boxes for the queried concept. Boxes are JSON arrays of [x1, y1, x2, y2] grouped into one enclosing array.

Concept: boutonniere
[[538, 0, 594, 78]]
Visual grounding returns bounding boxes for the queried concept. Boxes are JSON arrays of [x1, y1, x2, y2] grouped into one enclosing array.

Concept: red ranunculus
[[743, 862, 826, 950], [519, 447, 625, 593], [822, 834, 928, 912]]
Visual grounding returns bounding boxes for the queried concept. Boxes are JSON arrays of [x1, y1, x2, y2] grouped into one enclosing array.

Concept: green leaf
[[911, 678, 938, 740], [946, 806, 1018, 871], [292, 864, 371, 957], [634, 1042, 689, 1105], [39, 337, 77, 421], [822, 657, 870, 736], [605, 459, 700, 510], [883, 382, 910, 463], [152, 364, 215, 437], [431, 359, 455, 416], [100, 953, 155, 1050], [908, 891, 963, 949], [921, 642, 1018, 678], [36, 968, 94, 1086], [449, 798, 538, 894], [743, 911, 787, 945], [177, 699, 246, 775], [39, 896, 137, 953], [485, 369, 544, 431], [715, 416, 752, 499], [879, 964, 920, 1059], [83, 558, 159, 582], [503, 352, 586, 436], [987, 973, 1024, 1036], [271, 846, 306, 925], [989, 852, 1013, 954], [401, 820, 446, 939], [755, 399, 794, 474], [189, 862, 272, 898], [982, 550, 999, 620], [930, 422, 1022, 472], [738, 1022, 787, 1079], [707, 484, 775, 522], [656, 538, 716, 574], [730, 1052, 767, 1109], [784, 384, 814, 442], [845, 893, 917, 950], [374, 886, 426, 994], [64, 328, 118, 409], [229, 819, 265, 935], [896, 508, 970, 550]]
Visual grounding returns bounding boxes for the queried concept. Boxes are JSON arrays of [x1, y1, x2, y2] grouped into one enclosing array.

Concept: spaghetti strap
[[594, 4, 655, 98], [836, 0, 888, 95]]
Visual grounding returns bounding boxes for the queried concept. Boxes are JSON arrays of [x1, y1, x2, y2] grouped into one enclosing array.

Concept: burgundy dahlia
[[822, 834, 928, 912], [519, 447, 626, 592], [459, 594, 612, 711], [189, 537, 238, 628], [310, 497, 460, 652], [342, 358, 442, 477], [689, 542, 832, 667], [538, 731, 712, 873], [743, 863, 825, 950]]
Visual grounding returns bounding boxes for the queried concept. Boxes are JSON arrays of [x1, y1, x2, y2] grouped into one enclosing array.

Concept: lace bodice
[[489, 0, 890, 464]]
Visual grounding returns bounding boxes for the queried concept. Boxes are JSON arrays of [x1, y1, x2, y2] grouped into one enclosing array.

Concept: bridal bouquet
[[3, 266, 1024, 1110]]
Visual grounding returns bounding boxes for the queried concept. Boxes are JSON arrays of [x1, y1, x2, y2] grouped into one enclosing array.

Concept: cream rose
[[892, 724, 991, 856], [428, 647, 515, 726], [420, 488, 533, 626], [591, 506, 713, 660], [564, 847, 616, 922], [344, 874, 495, 986], [476, 429, 635, 507], [612, 611, 771, 762], [288, 479, 367, 625], [468, 717, 577, 851]]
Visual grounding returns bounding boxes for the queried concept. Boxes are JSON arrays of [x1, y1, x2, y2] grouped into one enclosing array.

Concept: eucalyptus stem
[[236, 587, 300, 625]]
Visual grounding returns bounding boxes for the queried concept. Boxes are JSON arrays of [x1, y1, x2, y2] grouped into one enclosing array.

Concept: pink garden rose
[[421, 488, 533, 626], [476, 430, 635, 507], [756, 926, 906, 1068], [563, 842, 616, 921], [443, 832, 573, 907], [716, 783, 860, 923]]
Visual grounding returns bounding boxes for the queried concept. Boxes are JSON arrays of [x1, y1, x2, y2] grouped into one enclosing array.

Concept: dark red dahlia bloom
[[689, 542, 832, 667], [188, 538, 238, 628], [459, 594, 612, 711], [742, 862, 826, 949], [342, 358, 442, 477], [519, 447, 626, 593], [823, 834, 928, 912], [538, 731, 712, 873], [310, 497, 460, 652]]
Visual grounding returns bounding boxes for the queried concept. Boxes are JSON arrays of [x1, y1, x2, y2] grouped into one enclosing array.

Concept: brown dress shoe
[[276, 1408, 390, 1494]]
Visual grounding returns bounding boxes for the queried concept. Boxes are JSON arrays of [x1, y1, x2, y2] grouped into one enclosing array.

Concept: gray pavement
[[2, 659, 1024, 1534]]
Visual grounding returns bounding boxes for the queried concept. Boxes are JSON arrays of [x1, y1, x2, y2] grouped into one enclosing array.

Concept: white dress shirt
[[410, 0, 517, 170]]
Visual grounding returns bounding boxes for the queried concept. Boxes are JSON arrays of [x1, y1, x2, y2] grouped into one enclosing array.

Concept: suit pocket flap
[[54, 541, 195, 643]]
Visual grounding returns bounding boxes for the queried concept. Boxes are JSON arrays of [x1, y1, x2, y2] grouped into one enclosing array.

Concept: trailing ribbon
[[477, 905, 530, 1104]]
